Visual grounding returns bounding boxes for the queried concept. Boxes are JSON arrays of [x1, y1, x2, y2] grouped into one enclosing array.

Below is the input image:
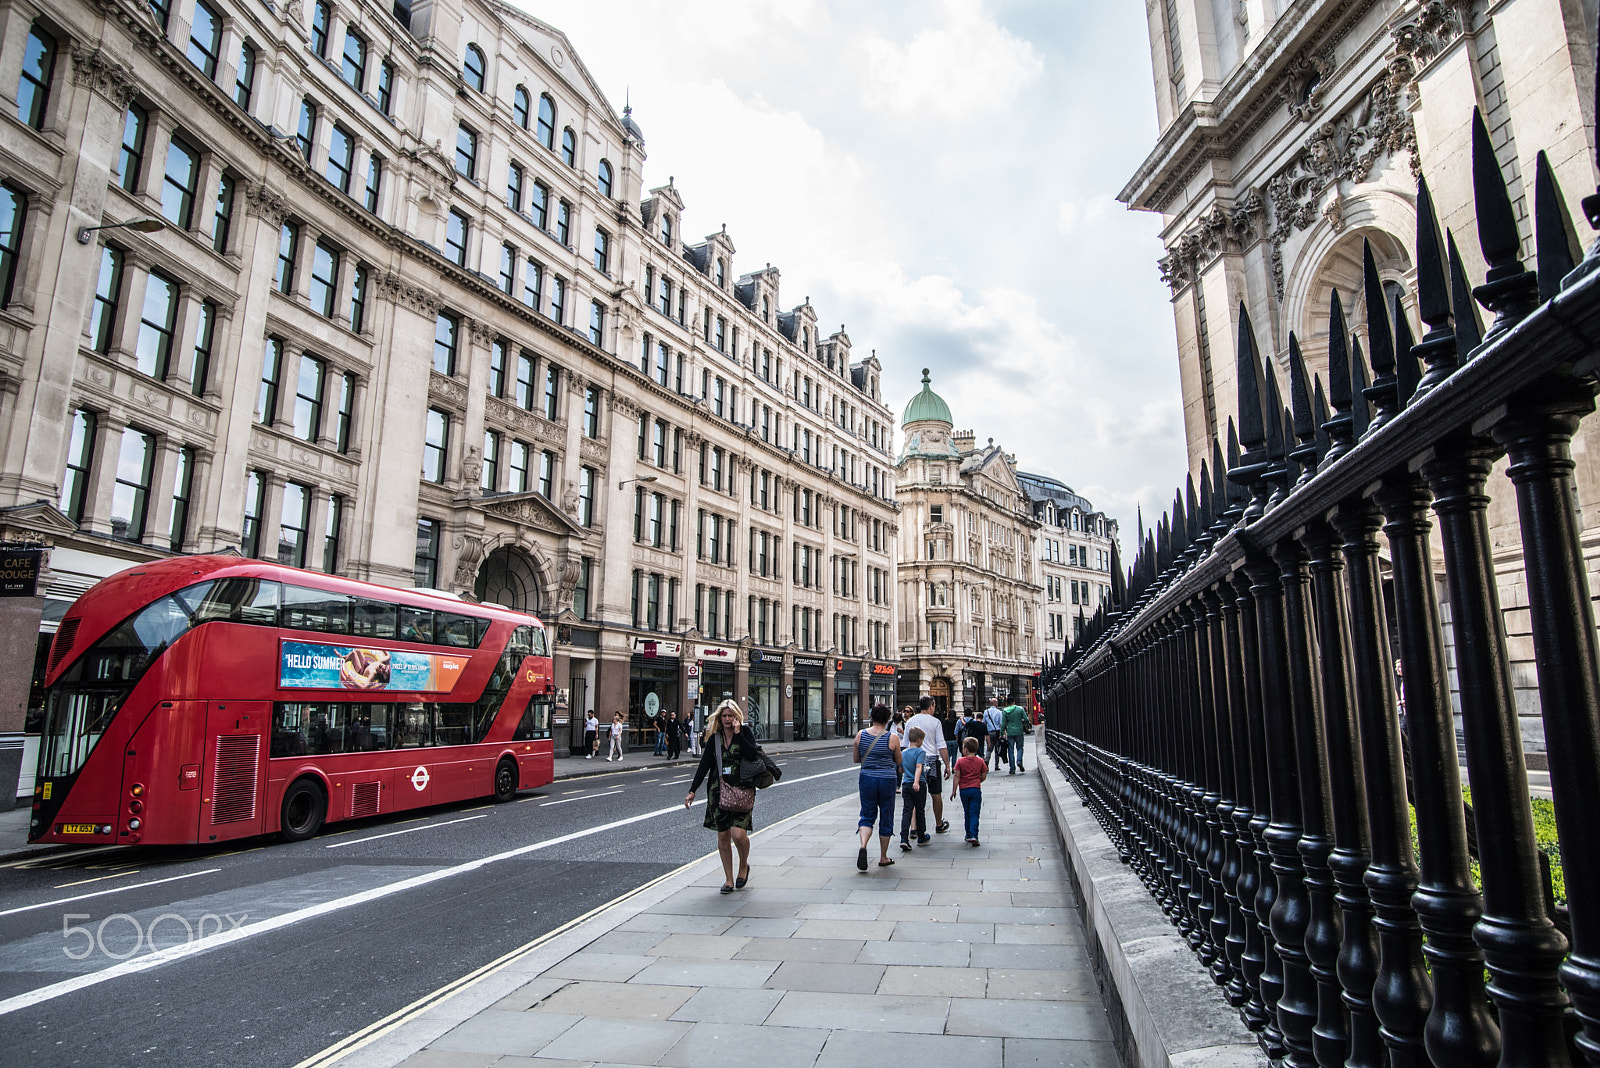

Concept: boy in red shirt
[[950, 737, 989, 845]]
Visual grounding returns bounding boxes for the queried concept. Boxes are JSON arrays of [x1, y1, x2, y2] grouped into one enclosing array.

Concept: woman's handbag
[[718, 778, 756, 813], [715, 735, 757, 813]]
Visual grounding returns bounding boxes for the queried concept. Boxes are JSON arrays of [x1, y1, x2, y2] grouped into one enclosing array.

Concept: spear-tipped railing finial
[[1362, 238, 1401, 429], [1470, 107, 1540, 340], [1287, 333, 1319, 485], [1412, 174, 1461, 399], [1322, 289, 1356, 460]]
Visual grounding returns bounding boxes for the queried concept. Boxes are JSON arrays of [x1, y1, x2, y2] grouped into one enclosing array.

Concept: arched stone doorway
[[474, 546, 542, 614]]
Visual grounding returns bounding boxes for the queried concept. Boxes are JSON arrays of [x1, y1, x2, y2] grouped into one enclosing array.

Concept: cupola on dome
[[902, 368, 952, 425]]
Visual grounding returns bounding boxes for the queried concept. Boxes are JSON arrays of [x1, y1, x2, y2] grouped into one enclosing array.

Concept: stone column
[[780, 654, 794, 742]]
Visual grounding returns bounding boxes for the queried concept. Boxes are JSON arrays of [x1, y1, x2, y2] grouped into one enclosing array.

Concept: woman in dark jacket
[[684, 699, 758, 894]]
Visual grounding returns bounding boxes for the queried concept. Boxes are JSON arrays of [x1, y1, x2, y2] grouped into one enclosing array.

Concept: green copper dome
[[902, 367, 952, 425]]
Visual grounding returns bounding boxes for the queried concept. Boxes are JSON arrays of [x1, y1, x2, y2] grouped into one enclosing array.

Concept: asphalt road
[[0, 747, 861, 1067]]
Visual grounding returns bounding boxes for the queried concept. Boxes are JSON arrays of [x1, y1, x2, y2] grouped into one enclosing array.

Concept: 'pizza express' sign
[[0, 546, 42, 597]]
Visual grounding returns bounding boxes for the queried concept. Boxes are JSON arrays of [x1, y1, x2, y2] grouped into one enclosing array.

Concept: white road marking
[[0, 868, 223, 919], [0, 763, 857, 1016], [324, 814, 488, 849], [539, 789, 624, 807]]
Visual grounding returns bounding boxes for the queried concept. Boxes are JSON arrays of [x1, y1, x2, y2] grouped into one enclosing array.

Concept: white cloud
[[513, 0, 1185, 544], [856, 0, 1045, 120]]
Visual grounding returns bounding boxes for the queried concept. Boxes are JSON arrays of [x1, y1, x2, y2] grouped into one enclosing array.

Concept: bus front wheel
[[280, 779, 327, 842], [493, 758, 519, 803]]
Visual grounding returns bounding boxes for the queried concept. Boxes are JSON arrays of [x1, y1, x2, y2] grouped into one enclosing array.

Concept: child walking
[[899, 726, 931, 852], [951, 737, 988, 846]]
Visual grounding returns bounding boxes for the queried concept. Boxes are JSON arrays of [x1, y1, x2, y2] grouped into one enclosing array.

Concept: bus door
[[200, 701, 267, 842]]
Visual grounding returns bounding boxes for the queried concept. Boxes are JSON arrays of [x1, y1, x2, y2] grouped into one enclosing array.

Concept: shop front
[[834, 659, 860, 737], [694, 642, 738, 737], [792, 656, 826, 740], [870, 662, 897, 716], [629, 638, 681, 749], [746, 649, 782, 742]]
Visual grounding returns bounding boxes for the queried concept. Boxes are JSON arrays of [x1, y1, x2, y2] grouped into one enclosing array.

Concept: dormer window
[[660, 213, 672, 246], [715, 258, 726, 288], [761, 294, 769, 322], [802, 326, 810, 351]]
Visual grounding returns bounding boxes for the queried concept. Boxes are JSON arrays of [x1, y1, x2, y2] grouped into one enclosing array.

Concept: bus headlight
[[128, 800, 142, 814], [126, 818, 141, 831]]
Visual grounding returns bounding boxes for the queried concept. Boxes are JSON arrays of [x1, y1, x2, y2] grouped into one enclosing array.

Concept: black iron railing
[[1044, 101, 1600, 1068]]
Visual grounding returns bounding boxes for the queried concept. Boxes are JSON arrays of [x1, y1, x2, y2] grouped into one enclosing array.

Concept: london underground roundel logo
[[411, 766, 430, 791]]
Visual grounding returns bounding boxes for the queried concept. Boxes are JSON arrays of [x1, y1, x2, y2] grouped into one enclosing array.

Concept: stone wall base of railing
[[1039, 753, 1269, 1068]]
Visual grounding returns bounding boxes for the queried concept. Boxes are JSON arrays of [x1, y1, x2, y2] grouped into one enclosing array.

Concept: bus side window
[[398, 607, 434, 644], [272, 703, 308, 757], [195, 579, 280, 626], [352, 600, 398, 640], [435, 703, 472, 746], [528, 626, 548, 656], [283, 585, 353, 634], [392, 703, 433, 747], [351, 703, 384, 750], [436, 612, 482, 648]]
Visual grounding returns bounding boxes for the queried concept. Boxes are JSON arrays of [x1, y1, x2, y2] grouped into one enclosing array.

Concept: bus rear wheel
[[280, 778, 327, 842], [493, 758, 519, 803]]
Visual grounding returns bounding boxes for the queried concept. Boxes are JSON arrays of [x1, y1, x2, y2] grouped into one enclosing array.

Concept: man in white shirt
[[906, 696, 952, 834]]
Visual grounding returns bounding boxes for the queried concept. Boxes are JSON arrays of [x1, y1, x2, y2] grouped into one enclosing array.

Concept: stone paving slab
[[343, 769, 1120, 1068]]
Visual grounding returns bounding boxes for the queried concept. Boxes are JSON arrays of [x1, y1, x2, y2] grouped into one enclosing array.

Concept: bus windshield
[[38, 581, 216, 779]]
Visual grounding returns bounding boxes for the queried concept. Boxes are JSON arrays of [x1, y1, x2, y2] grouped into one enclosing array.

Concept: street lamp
[[76, 216, 165, 244], [617, 474, 658, 490]]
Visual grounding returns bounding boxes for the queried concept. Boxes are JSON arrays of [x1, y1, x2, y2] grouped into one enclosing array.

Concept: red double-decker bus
[[29, 556, 555, 846]]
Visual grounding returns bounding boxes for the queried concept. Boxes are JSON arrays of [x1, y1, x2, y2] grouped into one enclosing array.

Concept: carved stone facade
[[1123, 0, 1600, 757]]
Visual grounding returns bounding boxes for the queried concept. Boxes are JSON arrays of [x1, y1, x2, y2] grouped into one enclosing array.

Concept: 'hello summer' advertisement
[[279, 641, 467, 693]]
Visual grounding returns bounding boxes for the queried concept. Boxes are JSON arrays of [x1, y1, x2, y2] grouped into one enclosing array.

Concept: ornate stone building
[[1016, 472, 1117, 659], [0, 0, 901, 797], [1120, 0, 1597, 755], [894, 371, 1041, 715]]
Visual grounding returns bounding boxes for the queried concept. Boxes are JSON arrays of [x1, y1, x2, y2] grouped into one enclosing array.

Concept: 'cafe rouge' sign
[[0, 545, 43, 597]]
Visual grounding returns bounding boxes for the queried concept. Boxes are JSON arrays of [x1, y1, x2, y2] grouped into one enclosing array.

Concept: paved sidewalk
[[315, 768, 1119, 1068]]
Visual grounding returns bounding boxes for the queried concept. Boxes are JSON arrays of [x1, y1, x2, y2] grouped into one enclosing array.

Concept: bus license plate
[[59, 823, 98, 835]]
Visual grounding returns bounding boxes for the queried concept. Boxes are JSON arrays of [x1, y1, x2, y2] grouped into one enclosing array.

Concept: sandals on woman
[[720, 883, 735, 895], [857, 847, 869, 871], [878, 857, 896, 867], [736, 865, 750, 889]]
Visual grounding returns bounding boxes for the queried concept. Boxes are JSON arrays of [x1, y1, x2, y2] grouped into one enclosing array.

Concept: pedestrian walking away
[[905, 696, 952, 834], [684, 699, 758, 894], [1001, 699, 1028, 773], [607, 711, 625, 760], [663, 708, 682, 760], [899, 726, 931, 851], [683, 709, 700, 756], [983, 698, 1005, 770], [583, 710, 599, 759], [952, 737, 989, 845], [854, 703, 902, 870]]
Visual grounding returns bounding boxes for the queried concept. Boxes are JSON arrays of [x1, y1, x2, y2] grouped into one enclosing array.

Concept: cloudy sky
[[519, 0, 1182, 546]]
